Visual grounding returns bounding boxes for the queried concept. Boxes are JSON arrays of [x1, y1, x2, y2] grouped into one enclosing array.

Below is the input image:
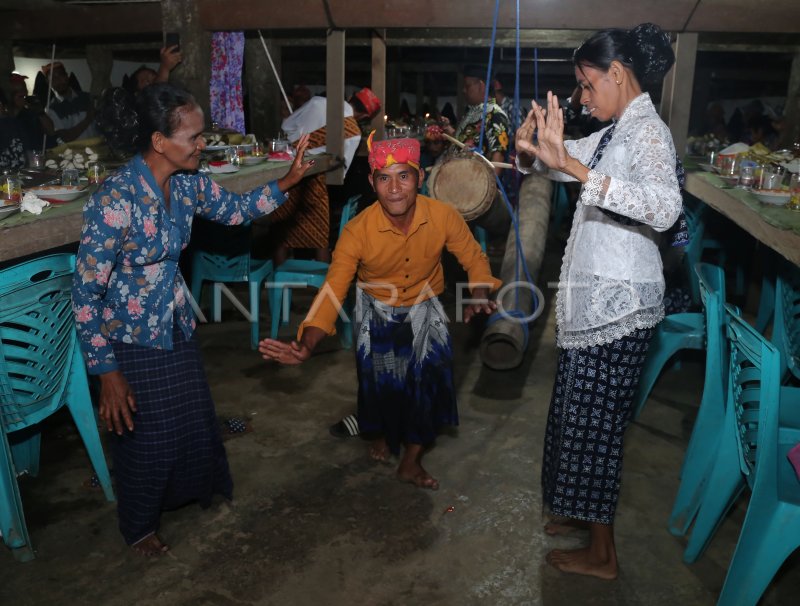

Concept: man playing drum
[[259, 134, 501, 490]]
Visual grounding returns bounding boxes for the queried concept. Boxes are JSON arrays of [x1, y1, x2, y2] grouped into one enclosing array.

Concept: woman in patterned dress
[[515, 24, 682, 579], [72, 83, 312, 555]]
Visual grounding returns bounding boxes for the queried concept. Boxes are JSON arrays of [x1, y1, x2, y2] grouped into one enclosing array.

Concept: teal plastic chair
[[190, 222, 274, 350], [683, 308, 800, 605], [772, 264, 800, 382], [0, 254, 114, 561], [667, 263, 728, 536], [269, 195, 360, 348]]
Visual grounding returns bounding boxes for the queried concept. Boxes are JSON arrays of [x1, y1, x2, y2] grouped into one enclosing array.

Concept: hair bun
[[627, 23, 675, 86]]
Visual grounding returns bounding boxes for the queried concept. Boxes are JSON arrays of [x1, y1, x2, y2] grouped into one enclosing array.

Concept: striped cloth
[[541, 327, 653, 525], [355, 290, 458, 455], [271, 116, 362, 248], [110, 326, 233, 545]]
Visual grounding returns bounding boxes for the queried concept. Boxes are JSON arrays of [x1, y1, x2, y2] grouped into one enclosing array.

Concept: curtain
[[210, 31, 245, 134]]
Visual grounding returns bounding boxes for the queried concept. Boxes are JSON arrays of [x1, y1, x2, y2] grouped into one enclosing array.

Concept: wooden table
[[0, 155, 335, 263], [684, 171, 800, 266]]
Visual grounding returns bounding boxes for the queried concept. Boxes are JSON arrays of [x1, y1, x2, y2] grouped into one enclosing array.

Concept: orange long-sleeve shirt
[[298, 194, 502, 339]]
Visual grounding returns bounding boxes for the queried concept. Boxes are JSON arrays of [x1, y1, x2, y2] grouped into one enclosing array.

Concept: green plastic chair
[[190, 221, 274, 350], [682, 307, 800, 605], [0, 254, 114, 561], [269, 195, 360, 348], [667, 263, 728, 536]]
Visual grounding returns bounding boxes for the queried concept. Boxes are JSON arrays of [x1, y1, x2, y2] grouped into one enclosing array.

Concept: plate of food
[[752, 188, 791, 205], [208, 161, 239, 174], [698, 162, 718, 173], [0, 203, 21, 219], [204, 144, 230, 152], [240, 155, 267, 166], [718, 174, 740, 187], [26, 185, 87, 203]]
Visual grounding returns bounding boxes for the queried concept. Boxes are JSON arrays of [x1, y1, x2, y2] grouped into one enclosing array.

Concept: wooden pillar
[[659, 32, 697, 158], [415, 72, 424, 116], [161, 0, 211, 120], [780, 53, 800, 149], [370, 29, 386, 139], [0, 40, 14, 108], [326, 29, 345, 185], [386, 61, 399, 120], [86, 45, 113, 102], [245, 36, 282, 141]]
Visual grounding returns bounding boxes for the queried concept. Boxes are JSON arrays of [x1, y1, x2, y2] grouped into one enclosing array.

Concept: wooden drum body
[[428, 154, 497, 222]]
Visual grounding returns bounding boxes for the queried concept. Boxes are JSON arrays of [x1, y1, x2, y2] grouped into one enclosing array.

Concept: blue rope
[[478, 0, 500, 155]]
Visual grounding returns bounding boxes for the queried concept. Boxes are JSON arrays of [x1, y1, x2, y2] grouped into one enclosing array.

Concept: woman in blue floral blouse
[[72, 83, 312, 555]]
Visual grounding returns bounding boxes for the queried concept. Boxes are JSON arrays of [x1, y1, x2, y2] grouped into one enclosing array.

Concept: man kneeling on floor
[[259, 133, 501, 489]]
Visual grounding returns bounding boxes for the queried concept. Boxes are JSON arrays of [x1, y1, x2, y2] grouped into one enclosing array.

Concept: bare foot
[[544, 516, 590, 536], [546, 547, 618, 580], [131, 533, 169, 557], [397, 460, 439, 490], [369, 437, 390, 462]]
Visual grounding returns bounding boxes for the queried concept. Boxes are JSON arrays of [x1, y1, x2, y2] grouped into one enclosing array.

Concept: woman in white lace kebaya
[[515, 24, 682, 579]]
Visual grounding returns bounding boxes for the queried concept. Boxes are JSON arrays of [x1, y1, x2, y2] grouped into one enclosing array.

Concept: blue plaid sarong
[[110, 325, 233, 545], [355, 290, 458, 455]]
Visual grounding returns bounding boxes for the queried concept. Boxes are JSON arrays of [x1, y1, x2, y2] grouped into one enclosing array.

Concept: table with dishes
[[0, 153, 335, 263], [684, 156, 800, 266]]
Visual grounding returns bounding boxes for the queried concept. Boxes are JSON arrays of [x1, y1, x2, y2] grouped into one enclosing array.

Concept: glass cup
[[225, 146, 240, 167], [86, 161, 106, 185], [759, 165, 785, 190], [738, 165, 755, 189], [252, 141, 264, 157], [61, 168, 80, 187], [707, 150, 717, 170], [26, 150, 43, 169], [788, 173, 800, 212], [720, 154, 740, 177], [1, 172, 23, 206]]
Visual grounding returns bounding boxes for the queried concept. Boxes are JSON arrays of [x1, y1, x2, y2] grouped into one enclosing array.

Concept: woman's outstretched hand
[[515, 91, 571, 172], [277, 133, 314, 192]]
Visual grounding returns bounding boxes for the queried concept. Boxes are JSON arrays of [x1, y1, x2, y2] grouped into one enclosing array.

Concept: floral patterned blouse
[[454, 98, 510, 158], [72, 154, 286, 375]]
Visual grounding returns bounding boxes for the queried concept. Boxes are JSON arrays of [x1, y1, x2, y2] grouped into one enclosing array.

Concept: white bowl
[[752, 189, 791, 206], [27, 185, 87, 203]]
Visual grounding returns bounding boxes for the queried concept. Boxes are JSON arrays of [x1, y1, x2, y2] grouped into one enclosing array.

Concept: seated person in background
[[260, 134, 500, 490], [126, 45, 183, 94], [0, 87, 26, 171], [41, 62, 96, 144], [8, 73, 47, 152], [270, 87, 382, 265], [442, 64, 510, 177]]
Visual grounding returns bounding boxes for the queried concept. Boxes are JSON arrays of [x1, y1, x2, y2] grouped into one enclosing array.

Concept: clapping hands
[[515, 91, 571, 172]]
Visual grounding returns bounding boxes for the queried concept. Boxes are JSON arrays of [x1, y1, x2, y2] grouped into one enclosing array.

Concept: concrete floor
[[1, 244, 799, 606]]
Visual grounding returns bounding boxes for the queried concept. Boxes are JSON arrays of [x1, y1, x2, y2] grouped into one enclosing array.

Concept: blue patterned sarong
[[541, 327, 653, 525], [110, 325, 233, 544], [355, 289, 458, 455]]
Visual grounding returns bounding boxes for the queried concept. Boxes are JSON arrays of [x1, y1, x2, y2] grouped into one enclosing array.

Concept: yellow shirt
[[298, 194, 502, 339]]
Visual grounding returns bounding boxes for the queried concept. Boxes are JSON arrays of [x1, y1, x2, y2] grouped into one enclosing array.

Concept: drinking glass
[[759, 166, 785, 190], [1, 172, 22, 205], [252, 141, 264, 157], [789, 173, 800, 212], [225, 146, 240, 167], [26, 150, 43, 169], [738, 165, 755, 189], [61, 168, 80, 186], [86, 161, 106, 185]]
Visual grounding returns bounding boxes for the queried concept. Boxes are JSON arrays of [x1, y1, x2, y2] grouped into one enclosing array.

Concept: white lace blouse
[[518, 93, 682, 350]]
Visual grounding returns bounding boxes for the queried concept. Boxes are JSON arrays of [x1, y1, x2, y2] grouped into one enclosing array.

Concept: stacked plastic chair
[[269, 195, 360, 348], [772, 264, 800, 382], [667, 263, 728, 536], [0, 254, 114, 561], [190, 222, 274, 350], [680, 306, 800, 605]]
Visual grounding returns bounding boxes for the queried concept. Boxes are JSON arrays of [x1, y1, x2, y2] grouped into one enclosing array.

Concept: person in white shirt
[[271, 87, 381, 264], [41, 62, 97, 143], [515, 23, 681, 580]]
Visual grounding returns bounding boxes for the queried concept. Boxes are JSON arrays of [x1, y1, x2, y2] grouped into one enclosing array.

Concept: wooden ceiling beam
[[0, 5, 162, 40]]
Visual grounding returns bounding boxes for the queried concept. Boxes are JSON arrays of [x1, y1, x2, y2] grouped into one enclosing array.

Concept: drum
[[428, 153, 497, 222]]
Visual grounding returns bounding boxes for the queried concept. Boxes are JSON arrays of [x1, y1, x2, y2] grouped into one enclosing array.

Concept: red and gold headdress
[[367, 131, 420, 172]]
